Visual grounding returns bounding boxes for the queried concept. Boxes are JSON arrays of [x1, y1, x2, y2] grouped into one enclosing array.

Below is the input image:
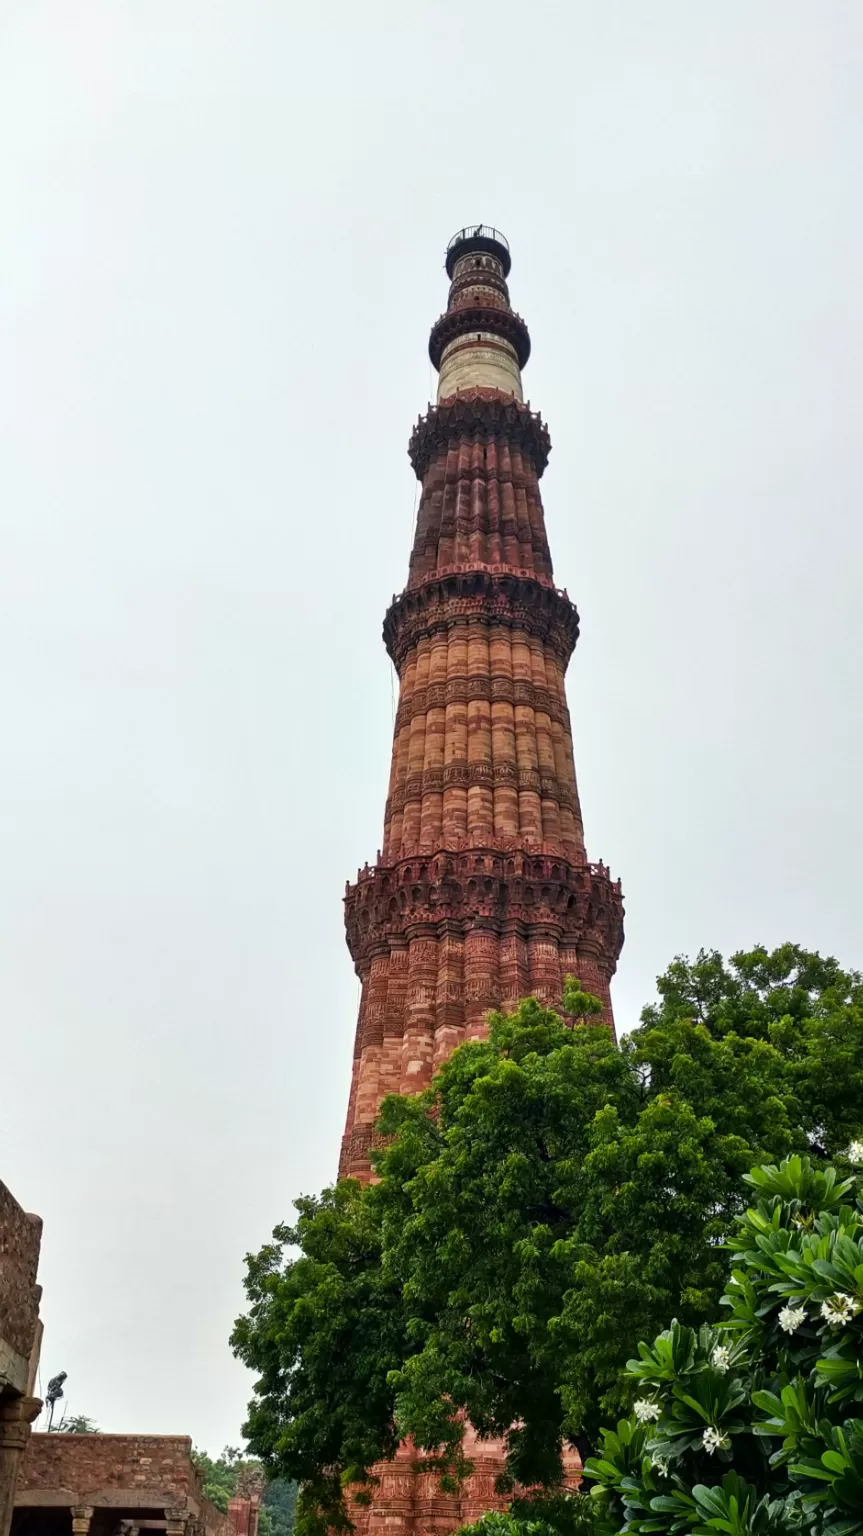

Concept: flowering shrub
[[584, 1154, 863, 1534]]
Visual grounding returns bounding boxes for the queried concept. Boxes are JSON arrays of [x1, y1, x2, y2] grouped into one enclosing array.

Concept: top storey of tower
[[445, 225, 512, 278], [431, 224, 530, 403]]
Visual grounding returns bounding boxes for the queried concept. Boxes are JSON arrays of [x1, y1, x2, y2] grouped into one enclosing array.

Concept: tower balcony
[[428, 305, 531, 372], [382, 568, 579, 670], [445, 225, 512, 278], [407, 390, 551, 479]]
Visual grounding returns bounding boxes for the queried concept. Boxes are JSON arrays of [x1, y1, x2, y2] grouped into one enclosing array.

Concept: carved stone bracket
[[345, 851, 624, 968], [0, 1395, 41, 1454], [428, 305, 531, 370], [409, 391, 552, 480], [383, 570, 579, 669]]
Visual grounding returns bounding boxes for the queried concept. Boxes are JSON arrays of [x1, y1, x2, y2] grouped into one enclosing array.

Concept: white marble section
[[437, 333, 523, 401]]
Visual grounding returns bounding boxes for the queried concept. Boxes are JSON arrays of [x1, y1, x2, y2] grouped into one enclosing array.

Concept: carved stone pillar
[[71, 1506, 94, 1536], [0, 1394, 41, 1536], [165, 1512, 189, 1536]]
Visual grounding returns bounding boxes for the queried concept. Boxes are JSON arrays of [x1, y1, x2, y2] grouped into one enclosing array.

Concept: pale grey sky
[[1, 0, 861, 1456]]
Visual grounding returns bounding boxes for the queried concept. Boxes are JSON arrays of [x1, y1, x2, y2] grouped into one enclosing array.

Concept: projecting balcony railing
[[349, 853, 620, 886], [447, 225, 510, 256], [445, 225, 512, 277]]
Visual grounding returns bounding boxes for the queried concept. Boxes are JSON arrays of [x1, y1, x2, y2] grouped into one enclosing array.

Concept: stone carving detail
[[234, 1467, 265, 1501], [383, 573, 580, 669], [408, 391, 552, 480], [345, 853, 623, 971], [428, 305, 532, 370]]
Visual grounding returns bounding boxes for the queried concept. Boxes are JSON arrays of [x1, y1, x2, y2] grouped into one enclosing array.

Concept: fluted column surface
[[340, 276, 622, 1185]]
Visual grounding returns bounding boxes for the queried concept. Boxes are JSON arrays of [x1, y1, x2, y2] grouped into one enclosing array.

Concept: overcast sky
[[1, 0, 861, 1457]]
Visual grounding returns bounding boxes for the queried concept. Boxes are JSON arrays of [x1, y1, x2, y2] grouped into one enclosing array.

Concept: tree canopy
[[191, 1446, 297, 1536], [232, 944, 863, 1536]]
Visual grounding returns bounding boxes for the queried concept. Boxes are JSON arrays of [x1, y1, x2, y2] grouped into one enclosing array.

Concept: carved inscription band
[[394, 673, 573, 733]]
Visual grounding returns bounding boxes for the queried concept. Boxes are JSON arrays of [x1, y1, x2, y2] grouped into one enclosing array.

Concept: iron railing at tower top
[[445, 224, 511, 277], [446, 225, 510, 256]]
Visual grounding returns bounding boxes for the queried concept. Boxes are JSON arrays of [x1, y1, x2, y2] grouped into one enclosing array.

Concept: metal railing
[[447, 224, 510, 255]]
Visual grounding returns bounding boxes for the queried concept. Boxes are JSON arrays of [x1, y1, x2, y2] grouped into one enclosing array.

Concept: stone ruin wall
[[0, 1184, 42, 1397]]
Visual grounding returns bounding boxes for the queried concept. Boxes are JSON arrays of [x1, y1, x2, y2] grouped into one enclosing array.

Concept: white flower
[[847, 1140, 863, 1164], [634, 1399, 661, 1423], [711, 1345, 731, 1373], [702, 1426, 729, 1455], [821, 1293, 861, 1328], [778, 1304, 806, 1334], [651, 1454, 669, 1476]]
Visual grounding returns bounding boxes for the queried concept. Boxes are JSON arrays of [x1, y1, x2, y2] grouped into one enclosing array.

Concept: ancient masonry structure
[[1, 1183, 233, 1536], [0, 1179, 42, 1536], [14, 1434, 233, 1536], [336, 227, 624, 1535], [340, 226, 624, 1182]]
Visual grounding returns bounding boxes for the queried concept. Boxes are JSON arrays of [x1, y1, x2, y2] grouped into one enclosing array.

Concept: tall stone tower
[[340, 225, 624, 1183]]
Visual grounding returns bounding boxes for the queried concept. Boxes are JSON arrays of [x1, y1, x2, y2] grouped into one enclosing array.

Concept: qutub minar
[[339, 227, 625, 1530]]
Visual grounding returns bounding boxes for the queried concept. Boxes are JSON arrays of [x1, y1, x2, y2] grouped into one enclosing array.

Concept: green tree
[[58, 1415, 99, 1434], [584, 1154, 863, 1534], [636, 945, 863, 1157], [232, 948, 862, 1534], [264, 1476, 299, 1536], [193, 1447, 248, 1514], [192, 1447, 296, 1536]]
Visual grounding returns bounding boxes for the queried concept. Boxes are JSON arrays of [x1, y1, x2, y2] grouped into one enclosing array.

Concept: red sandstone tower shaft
[[340, 226, 624, 1180]]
